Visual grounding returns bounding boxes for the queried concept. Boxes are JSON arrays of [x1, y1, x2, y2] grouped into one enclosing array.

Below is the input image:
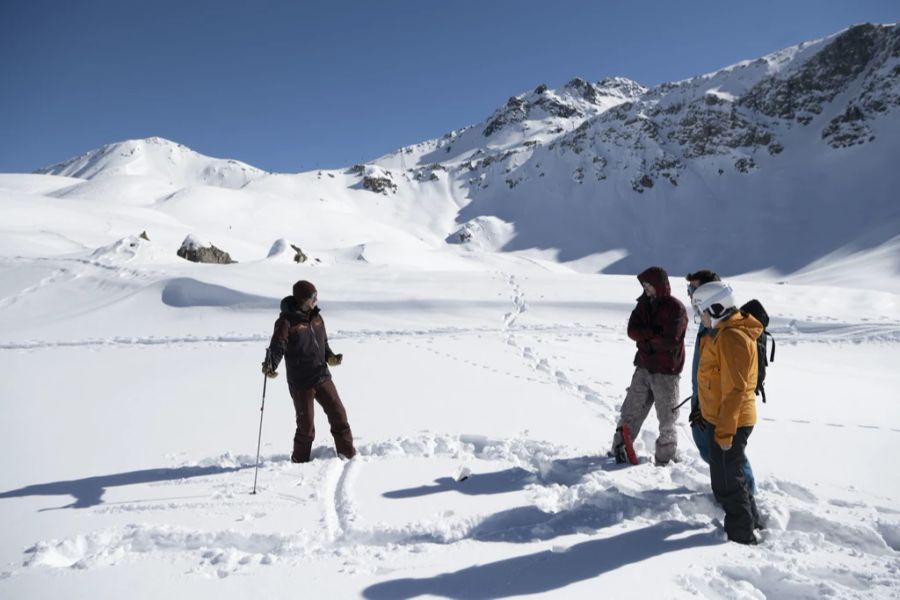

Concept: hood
[[280, 295, 320, 320], [719, 311, 764, 340], [637, 266, 671, 297]]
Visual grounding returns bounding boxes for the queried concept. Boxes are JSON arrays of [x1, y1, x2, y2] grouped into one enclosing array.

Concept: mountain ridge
[[36, 137, 267, 190], [28, 22, 900, 277]]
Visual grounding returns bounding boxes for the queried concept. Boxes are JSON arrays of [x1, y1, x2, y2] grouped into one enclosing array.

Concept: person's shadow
[[384, 468, 537, 499], [383, 456, 607, 499], [0, 465, 246, 510], [363, 520, 720, 599]]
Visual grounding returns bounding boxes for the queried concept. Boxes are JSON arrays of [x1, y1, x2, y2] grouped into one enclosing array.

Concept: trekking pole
[[251, 350, 271, 495], [671, 395, 692, 413]]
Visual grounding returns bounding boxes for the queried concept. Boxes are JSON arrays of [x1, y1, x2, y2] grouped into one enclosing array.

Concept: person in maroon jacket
[[610, 266, 688, 465], [262, 280, 356, 463]]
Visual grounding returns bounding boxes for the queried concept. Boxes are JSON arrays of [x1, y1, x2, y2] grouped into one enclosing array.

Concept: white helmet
[[691, 281, 736, 319]]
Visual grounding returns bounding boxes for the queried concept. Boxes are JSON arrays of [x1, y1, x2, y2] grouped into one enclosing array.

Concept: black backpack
[[740, 299, 776, 403]]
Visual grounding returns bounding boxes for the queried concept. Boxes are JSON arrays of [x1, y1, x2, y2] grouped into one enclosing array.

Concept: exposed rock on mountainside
[[482, 77, 648, 138], [361, 165, 397, 194], [478, 23, 900, 193], [740, 23, 890, 124], [177, 235, 235, 264]]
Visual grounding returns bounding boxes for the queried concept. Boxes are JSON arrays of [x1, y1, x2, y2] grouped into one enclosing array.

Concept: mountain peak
[[36, 137, 267, 189]]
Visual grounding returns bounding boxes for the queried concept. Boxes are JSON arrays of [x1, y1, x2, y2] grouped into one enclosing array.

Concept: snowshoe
[[614, 425, 639, 465]]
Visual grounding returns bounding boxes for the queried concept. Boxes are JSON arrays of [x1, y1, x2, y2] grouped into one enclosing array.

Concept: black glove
[[327, 353, 343, 367], [689, 404, 705, 430]]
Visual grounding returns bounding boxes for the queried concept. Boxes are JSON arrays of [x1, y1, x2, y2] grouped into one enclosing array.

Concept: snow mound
[[266, 238, 309, 263], [160, 278, 275, 308], [447, 216, 516, 251], [88, 236, 148, 265]]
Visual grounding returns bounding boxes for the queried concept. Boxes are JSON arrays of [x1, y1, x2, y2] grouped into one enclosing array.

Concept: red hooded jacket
[[627, 266, 688, 375]]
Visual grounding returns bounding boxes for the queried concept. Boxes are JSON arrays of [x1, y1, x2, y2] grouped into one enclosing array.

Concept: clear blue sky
[[1, 0, 896, 173]]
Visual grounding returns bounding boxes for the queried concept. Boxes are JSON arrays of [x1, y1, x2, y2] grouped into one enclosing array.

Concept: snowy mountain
[[22, 23, 900, 280], [36, 137, 267, 190], [1, 23, 899, 600], [371, 23, 900, 275]]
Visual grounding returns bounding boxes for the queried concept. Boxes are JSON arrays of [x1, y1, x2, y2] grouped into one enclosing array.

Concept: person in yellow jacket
[[691, 281, 763, 545]]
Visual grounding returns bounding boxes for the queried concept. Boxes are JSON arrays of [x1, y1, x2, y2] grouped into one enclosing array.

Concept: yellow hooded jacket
[[697, 311, 764, 447]]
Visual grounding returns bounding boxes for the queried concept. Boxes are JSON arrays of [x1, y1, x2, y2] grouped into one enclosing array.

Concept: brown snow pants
[[289, 377, 356, 462]]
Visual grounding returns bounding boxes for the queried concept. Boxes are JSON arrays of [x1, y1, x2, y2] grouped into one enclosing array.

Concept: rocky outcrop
[[822, 104, 874, 147], [741, 24, 884, 125], [361, 165, 397, 194], [483, 96, 530, 137], [482, 77, 646, 138], [177, 235, 235, 264]]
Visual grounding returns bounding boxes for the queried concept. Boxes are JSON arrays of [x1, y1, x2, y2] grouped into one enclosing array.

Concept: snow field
[[1, 259, 898, 598]]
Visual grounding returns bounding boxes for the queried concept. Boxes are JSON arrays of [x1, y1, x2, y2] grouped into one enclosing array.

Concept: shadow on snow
[[363, 520, 721, 599], [0, 465, 246, 510], [383, 455, 607, 500]]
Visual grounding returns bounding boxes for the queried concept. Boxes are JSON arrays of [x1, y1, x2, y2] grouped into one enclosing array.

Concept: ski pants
[[706, 422, 760, 543], [612, 367, 679, 464], [289, 377, 356, 462], [691, 396, 757, 495]]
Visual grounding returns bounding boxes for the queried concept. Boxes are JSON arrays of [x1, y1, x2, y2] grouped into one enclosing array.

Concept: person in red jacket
[[610, 266, 688, 465], [262, 280, 356, 463]]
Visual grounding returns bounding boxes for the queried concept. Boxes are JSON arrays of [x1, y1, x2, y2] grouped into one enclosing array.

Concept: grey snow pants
[[611, 367, 680, 463]]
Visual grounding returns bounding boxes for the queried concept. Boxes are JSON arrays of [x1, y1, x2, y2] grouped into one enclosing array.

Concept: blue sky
[[1, 0, 896, 174]]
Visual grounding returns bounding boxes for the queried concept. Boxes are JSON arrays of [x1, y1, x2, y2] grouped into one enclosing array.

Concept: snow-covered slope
[[36, 137, 267, 189]]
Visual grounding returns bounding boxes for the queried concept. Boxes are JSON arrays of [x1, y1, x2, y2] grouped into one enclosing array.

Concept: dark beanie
[[292, 280, 317, 302]]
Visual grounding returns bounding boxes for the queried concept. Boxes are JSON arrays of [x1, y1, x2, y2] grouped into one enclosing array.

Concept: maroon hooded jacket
[[627, 266, 688, 375]]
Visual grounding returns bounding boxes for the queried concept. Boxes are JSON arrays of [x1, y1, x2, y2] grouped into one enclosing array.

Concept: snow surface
[[1, 171, 898, 599], [2, 24, 900, 599]]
